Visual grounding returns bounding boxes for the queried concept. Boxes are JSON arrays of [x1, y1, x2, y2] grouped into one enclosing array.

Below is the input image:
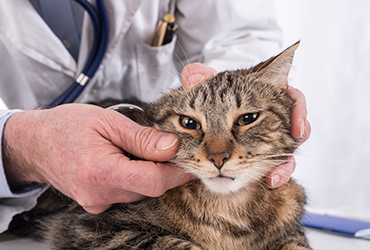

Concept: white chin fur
[[201, 177, 245, 194]]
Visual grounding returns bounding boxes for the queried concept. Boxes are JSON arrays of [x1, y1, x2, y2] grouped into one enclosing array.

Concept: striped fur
[[9, 43, 311, 249]]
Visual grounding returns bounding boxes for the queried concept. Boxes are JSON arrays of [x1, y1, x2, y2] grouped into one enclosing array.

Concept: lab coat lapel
[[0, 0, 77, 77], [76, 0, 144, 98], [77, 0, 144, 74]]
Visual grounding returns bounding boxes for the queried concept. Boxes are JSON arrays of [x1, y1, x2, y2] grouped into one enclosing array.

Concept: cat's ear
[[249, 41, 300, 91]]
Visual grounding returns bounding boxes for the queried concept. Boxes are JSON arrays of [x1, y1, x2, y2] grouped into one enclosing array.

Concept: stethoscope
[[48, 0, 109, 108]]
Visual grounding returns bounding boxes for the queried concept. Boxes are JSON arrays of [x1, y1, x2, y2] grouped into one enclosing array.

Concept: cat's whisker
[[255, 179, 276, 199], [172, 51, 194, 89], [172, 51, 187, 71], [265, 171, 295, 180], [155, 66, 184, 85], [156, 66, 182, 76], [142, 74, 182, 91], [175, 40, 191, 69], [255, 153, 295, 159], [20, 42, 311, 249], [174, 41, 195, 89], [252, 159, 296, 164]]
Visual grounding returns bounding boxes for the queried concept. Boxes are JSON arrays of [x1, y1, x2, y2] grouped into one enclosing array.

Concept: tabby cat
[[9, 42, 311, 249]]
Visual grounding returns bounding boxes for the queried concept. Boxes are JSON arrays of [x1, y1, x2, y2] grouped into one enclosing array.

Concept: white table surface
[[1, 228, 370, 249]]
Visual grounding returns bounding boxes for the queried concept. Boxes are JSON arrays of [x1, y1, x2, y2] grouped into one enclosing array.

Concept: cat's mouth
[[211, 174, 235, 181], [202, 174, 245, 193]]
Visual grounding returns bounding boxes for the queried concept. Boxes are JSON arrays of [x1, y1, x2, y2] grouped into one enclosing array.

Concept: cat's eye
[[237, 113, 259, 126], [180, 116, 201, 130]]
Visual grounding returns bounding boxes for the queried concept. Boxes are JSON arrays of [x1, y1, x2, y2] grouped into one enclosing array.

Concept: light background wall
[[275, 0, 370, 220]]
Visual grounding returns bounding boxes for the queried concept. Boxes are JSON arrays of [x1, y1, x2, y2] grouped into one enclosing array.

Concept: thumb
[[83, 204, 112, 214], [103, 112, 180, 162]]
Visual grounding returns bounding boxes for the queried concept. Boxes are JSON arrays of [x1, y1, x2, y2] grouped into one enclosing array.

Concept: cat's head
[[145, 42, 300, 194]]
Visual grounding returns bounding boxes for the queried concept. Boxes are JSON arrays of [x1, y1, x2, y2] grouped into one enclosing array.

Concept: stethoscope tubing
[[48, 0, 109, 108], [86, 0, 109, 78], [74, 0, 102, 73]]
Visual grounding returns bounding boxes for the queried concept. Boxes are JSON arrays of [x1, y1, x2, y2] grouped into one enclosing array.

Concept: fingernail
[[299, 118, 305, 138], [271, 175, 280, 188], [156, 135, 178, 151], [186, 74, 205, 88]]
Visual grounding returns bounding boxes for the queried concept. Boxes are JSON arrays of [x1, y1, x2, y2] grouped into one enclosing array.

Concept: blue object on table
[[302, 212, 370, 239]]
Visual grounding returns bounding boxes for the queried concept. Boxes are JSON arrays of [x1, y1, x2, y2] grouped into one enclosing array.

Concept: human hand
[[181, 62, 218, 89], [180, 63, 311, 189], [2, 104, 193, 214], [2, 63, 216, 214], [265, 86, 311, 188]]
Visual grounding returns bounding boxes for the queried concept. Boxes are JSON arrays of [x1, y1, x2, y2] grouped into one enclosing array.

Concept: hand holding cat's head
[[146, 43, 302, 194]]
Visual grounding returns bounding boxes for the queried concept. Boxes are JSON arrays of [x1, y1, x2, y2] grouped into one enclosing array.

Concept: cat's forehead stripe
[[189, 95, 195, 109]]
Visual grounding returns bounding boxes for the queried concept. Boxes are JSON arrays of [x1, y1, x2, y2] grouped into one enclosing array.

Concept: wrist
[[2, 111, 45, 191]]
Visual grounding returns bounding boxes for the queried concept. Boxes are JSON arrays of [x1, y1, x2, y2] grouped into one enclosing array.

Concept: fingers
[[83, 204, 112, 214], [102, 62, 218, 165], [6, 105, 193, 216], [287, 86, 311, 141], [299, 119, 311, 146], [100, 112, 180, 162], [76, 161, 194, 213], [112, 159, 194, 198], [265, 156, 296, 189], [71, 107, 194, 213], [181, 62, 218, 90], [266, 87, 310, 189]]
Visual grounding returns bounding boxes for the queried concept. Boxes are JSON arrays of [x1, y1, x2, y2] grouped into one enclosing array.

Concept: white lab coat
[[0, 0, 281, 110], [0, 0, 282, 233]]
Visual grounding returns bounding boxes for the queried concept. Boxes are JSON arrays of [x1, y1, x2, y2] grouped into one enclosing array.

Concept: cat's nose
[[208, 152, 230, 170]]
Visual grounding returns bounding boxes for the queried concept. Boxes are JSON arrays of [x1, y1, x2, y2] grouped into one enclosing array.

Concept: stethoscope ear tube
[[48, 0, 109, 108]]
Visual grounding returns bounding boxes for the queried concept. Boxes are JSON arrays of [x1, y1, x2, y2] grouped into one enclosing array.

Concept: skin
[[2, 62, 310, 214]]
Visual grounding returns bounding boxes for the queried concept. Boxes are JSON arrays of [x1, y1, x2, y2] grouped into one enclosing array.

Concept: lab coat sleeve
[[0, 110, 47, 233], [176, 0, 282, 72]]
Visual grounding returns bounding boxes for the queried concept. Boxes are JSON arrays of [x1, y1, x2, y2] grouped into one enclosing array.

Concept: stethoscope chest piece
[[106, 103, 145, 122]]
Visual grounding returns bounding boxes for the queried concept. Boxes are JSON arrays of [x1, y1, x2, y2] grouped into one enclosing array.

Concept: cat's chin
[[201, 177, 245, 194]]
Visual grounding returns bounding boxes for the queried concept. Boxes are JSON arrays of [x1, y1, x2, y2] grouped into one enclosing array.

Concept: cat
[[8, 42, 311, 250]]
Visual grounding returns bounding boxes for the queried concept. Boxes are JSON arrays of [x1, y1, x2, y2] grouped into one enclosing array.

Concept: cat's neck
[[162, 179, 304, 233], [162, 180, 263, 231]]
